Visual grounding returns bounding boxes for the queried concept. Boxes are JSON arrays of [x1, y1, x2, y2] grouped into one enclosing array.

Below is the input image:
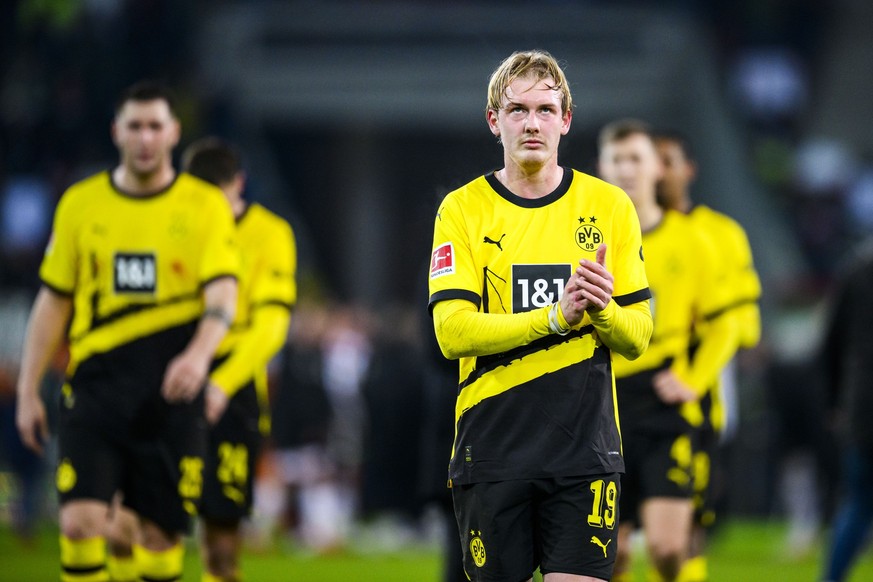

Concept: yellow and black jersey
[[211, 203, 296, 432], [688, 205, 761, 350], [429, 168, 651, 485], [614, 209, 734, 434], [687, 204, 761, 431], [40, 171, 240, 377]]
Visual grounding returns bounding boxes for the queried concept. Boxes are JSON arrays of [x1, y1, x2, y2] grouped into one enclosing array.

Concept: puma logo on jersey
[[114, 253, 156, 293], [590, 536, 611, 557], [483, 233, 506, 251]]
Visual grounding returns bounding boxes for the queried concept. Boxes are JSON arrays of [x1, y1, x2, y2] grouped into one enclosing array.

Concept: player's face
[[656, 139, 695, 203], [487, 75, 571, 172], [112, 99, 180, 179], [598, 133, 662, 206]]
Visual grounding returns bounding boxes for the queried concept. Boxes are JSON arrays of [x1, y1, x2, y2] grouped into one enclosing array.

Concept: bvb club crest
[[56, 458, 77, 493], [469, 530, 487, 567], [575, 216, 603, 251]]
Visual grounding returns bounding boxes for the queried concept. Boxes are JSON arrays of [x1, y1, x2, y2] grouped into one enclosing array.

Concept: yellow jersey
[[429, 168, 651, 484], [40, 171, 239, 376]]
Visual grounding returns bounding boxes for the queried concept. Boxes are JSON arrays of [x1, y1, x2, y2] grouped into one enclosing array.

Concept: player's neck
[[231, 198, 247, 219], [673, 192, 693, 214], [495, 163, 563, 199], [113, 165, 176, 196], [636, 198, 664, 232]]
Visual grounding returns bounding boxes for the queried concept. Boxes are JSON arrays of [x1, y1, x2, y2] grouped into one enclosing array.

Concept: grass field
[[2, 519, 872, 581]]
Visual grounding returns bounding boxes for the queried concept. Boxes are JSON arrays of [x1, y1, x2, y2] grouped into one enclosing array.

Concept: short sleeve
[[428, 194, 481, 310], [39, 192, 78, 295], [251, 220, 297, 309], [199, 196, 241, 286]]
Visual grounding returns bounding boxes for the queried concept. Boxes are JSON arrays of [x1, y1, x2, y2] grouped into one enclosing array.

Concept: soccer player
[[597, 120, 740, 582], [107, 138, 298, 581], [15, 81, 239, 582], [183, 137, 296, 581], [429, 50, 653, 582], [654, 130, 761, 582]]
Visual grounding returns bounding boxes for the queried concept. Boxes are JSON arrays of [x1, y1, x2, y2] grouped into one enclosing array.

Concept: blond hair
[[486, 50, 573, 116]]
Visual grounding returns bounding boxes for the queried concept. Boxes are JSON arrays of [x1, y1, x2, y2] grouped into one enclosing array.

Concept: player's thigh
[[452, 479, 536, 582], [537, 474, 620, 580], [640, 496, 693, 553]]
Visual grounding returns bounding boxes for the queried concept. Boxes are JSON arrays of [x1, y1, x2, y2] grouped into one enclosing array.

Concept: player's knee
[[60, 510, 105, 540], [648, 539, 684, 579]]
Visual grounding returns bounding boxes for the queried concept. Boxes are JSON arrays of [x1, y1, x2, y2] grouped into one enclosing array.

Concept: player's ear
[[169, 118, 181, 148], [486, 109, 500, 137], [561, 108, 572, 135]]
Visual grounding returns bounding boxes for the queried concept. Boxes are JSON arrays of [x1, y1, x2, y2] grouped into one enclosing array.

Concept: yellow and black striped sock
[[107, 553, 138, 582], [60, 535, 110, 582], [133, 543, 184, 582]]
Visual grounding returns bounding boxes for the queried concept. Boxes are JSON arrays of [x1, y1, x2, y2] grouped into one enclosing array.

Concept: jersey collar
[[485, 167, 573, 208]]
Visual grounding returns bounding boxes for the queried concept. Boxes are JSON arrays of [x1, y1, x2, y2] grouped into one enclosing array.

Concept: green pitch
[[2, 520, 872, 581]]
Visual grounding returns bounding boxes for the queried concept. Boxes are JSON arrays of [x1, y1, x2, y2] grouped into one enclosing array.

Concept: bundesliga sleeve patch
[[430, 242, 455, 278]]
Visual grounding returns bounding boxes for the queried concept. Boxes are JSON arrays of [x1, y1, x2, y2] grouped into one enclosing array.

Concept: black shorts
[[452, 474, 620, 581], [200, 382, 263, 524], [619, 431, 694, 525], [56, 381, 207, 535]]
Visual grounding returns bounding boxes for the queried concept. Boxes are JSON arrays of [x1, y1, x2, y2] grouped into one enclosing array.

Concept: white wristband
[[548, 302, 571, 336]]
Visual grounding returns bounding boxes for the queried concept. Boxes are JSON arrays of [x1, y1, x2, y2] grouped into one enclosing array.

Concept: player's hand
[[652, 369, 697, 404], [16, 391, 49, 455], [161, 350, 210, 403], [204, 383, 229, 425], [575, 244, 613, 313]]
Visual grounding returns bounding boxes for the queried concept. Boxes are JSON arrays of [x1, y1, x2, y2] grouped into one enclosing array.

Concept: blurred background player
[[654, 130, 762, 582], [184, 137, 297, 581], [15, 81, 239, 582], [597, 119, 739, 582], [108, 137, 297, 582], [819, 241, 873, 582]]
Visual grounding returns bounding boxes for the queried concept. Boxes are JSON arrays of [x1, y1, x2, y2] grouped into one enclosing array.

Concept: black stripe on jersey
[[485, 167, 573, 208], [79, 291, 201, 339], [40, 279, 74, 297], [614, 288, 652, 306], [141, 576, 180, 582], [428, 289, 481, 315], [483, 267, 508, 314], [464, 324, 595, 388], [251, 299, 294, 311], [703, 296, 759, 322], [200, 273, 239, 289]]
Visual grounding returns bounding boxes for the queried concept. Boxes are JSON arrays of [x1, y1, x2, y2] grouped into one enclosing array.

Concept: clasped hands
[[558, 243, 613, 327]]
